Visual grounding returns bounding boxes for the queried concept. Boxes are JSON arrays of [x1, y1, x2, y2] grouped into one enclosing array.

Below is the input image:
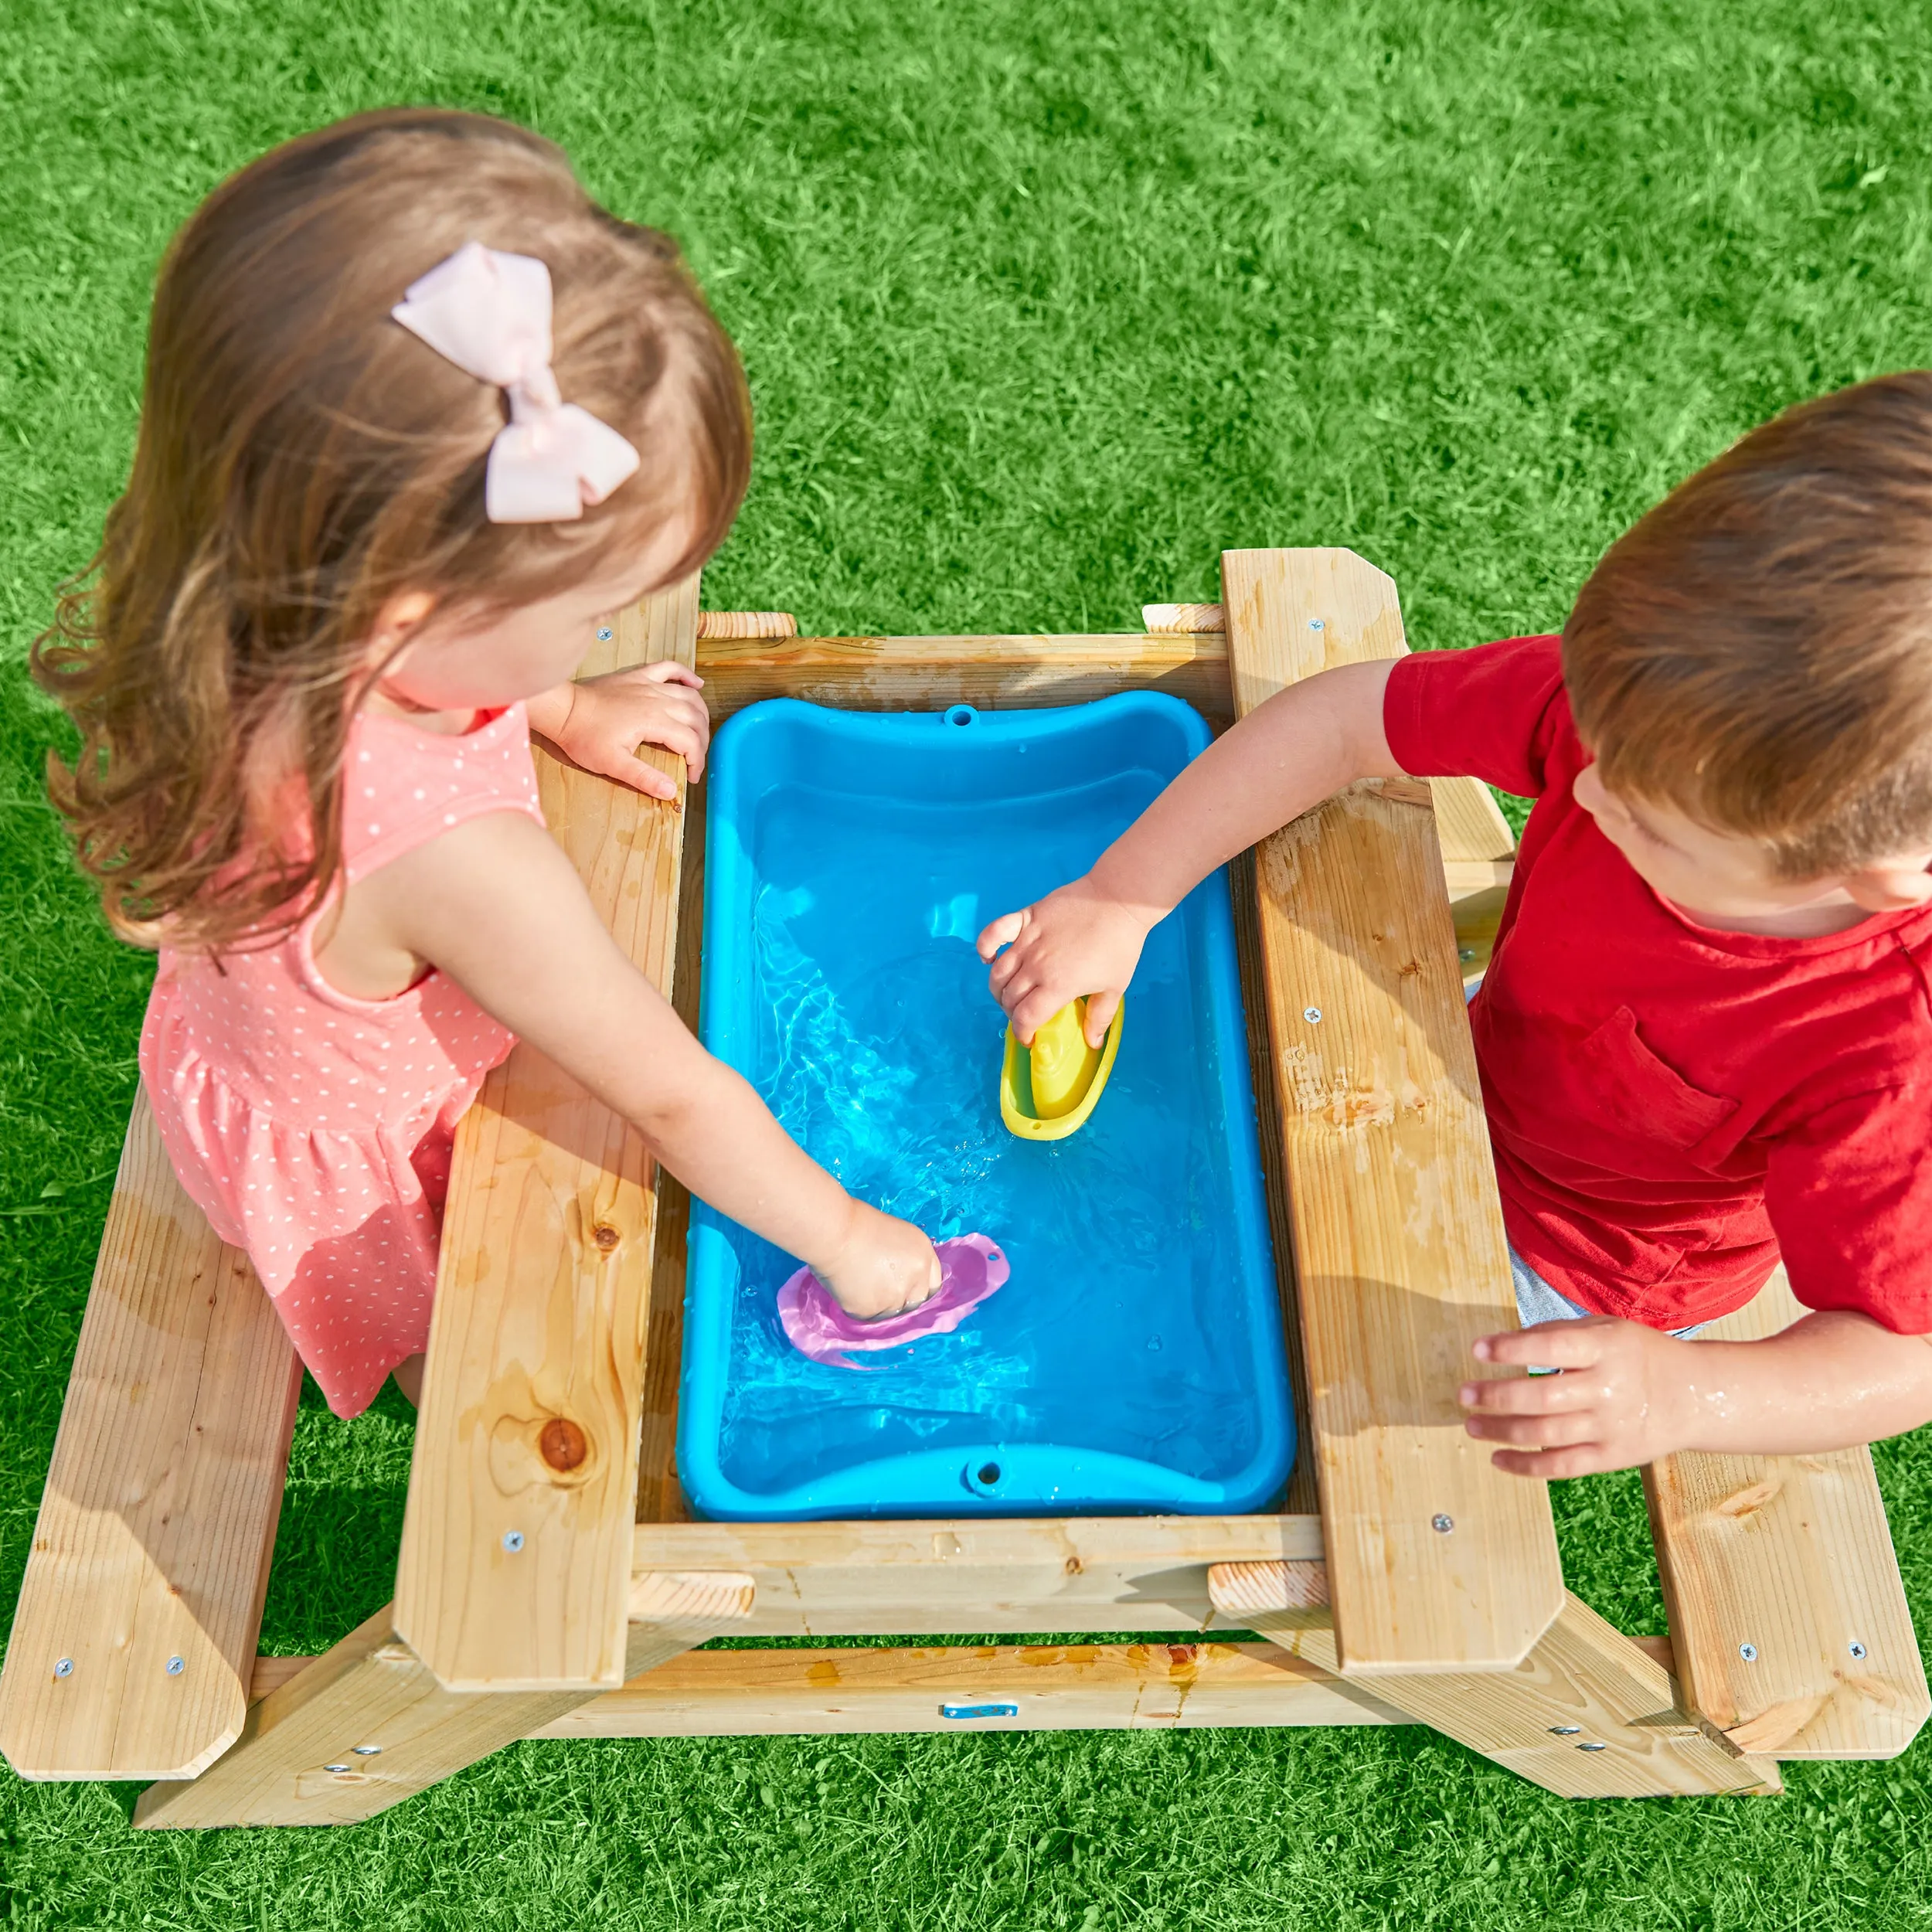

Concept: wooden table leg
[[136, 1573, 752, 1828], [1213, 1562, 1777, 1798]]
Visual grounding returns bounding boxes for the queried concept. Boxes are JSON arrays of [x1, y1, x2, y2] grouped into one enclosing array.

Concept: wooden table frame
[[4, 550, 1923, 1828]]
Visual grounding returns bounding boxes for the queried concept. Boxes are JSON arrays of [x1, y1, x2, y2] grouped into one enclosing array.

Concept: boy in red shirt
[[978, 372, 1932, 1479]]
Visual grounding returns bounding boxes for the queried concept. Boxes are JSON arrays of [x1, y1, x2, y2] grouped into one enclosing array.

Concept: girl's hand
[[811, 1201, 942, 1321], [533, 662, 709, 801], [976, 876, 1153, 1047], [1458, 1317, 1696, 1478]]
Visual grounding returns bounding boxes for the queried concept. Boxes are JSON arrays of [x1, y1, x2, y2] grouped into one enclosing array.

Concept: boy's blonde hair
[[1563, 369, 1932, 879], [33, 108, 750, 951]]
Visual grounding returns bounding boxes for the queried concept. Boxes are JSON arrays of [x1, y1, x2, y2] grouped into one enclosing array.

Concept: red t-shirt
[[1383, 633, 1932, 1334]]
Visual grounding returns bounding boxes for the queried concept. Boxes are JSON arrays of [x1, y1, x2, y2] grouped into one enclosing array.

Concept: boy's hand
[[976, 877, 1154, 1046], [812, 1201, 942, 1321], [1459, 1317, 1696, 1478], [533, 662, 710, 801]]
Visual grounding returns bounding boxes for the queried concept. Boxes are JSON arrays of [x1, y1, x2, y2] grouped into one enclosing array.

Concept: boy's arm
[[1461, 1309, 1932, 1477], [977, 658, 1405, 1044]]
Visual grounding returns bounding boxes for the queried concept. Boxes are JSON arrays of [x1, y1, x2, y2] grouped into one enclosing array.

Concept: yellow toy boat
[[1000, 996, 1124, 1141]]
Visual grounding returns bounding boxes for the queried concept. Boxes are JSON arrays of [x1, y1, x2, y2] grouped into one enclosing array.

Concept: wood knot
[[592, 1223, 621, 1252], [539, 1417, 589, 1472], [1714, 1477, 1782, 1520]]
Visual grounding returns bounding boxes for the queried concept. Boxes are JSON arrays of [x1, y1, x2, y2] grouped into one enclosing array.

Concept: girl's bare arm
[[346, 811, 937, 1317]]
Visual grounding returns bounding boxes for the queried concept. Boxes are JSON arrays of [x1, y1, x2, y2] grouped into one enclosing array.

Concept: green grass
[[6, 0, 1932, 1923]]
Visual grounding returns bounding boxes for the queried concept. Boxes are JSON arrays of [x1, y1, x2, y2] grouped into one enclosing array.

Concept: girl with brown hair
[[33, 109, 938, 1417]]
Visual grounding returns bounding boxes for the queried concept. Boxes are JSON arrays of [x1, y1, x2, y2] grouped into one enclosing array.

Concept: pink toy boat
[[777, 1233, 1009, 1369]]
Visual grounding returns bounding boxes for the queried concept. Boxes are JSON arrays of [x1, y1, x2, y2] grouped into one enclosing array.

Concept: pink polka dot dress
[[140, 704, 545, 1419]]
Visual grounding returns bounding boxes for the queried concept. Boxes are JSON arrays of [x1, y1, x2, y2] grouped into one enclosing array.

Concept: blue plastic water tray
[[678, 694, 1294, 1520]]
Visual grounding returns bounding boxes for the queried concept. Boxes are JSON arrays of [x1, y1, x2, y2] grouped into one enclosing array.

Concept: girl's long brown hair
[[32, 108, 750, 951]]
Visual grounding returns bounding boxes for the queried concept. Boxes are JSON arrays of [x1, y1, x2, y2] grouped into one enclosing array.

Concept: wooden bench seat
[[0, 1092, 301, 1781], [1648, 1270, 1930, 1758]]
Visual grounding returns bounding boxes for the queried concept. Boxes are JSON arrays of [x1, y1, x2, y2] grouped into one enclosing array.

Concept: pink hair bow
[[391, 240, 641, 524]]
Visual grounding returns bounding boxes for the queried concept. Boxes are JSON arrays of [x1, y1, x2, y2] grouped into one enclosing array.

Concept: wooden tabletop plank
[[1645, 1267, 1929, 1758], [694, 631, 1236, 725], [393, 575, 699, 1692], [1219, 548, 1563, 1675], [0, 1092, 300, 1779]]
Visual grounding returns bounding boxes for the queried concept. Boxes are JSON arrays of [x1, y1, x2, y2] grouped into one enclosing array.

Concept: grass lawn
[[6, 0, 1932, 1923]]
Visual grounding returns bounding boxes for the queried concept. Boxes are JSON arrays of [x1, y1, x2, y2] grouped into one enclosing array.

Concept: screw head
[[352, 1743, 382, 1756], [1304, 1006, 1322, 1024], [1849, 1641, 1868, 1661], [597, 626, 614, 641], [1739, 1642, 1758, 1662], [1309, 618, 1325, 631], [1548, 1725, 1581, 1736], [1577, 1741, 1608, 1753], [502, 1529, 526, 1553], [1431, 1513, 1454, 1534], [323, 1763, 351, 1774], [53, 1657, 73, 1679], [165, 1655, 185, 1676]]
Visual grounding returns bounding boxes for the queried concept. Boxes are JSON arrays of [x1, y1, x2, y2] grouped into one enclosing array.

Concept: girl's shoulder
[[340, 701, 544, 883]]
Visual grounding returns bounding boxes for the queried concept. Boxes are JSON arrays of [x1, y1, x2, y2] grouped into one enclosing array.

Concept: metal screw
[[1577, 1741, 1608, 1753], [352, 1743, 382, 1757], [597, 627, 614, 641], [1431, 1513, 1454, 1534], [1739, 1643, 1758, 1662], [502, 1530, 526, 1553], [53, 1658, 73, 1679], [165, 1655, 185, 1676], [1548, 1725, 1581, 1736], [1309, 618, 1325, 631], [1304, 1005, 1322, 1024], [323, 1763, 351, 1774], [1849, 1641, 1868, 1661]]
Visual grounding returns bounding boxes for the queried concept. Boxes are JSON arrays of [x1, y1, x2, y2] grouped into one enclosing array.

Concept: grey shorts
[[1509, 1245, 1705, 1342]]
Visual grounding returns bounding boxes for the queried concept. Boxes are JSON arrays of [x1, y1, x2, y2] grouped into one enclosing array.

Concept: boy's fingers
[[1491, 1444, 1608, 1480], [1083, 988, 1121, 1046], [977, 911, 1026, 961], [988, 949, 1026, 995], [1458, 1374, 1592, 1417], [1011, 986, 1069, 1046], [1473, 1325, 1604, 1370], [1464, 1409, 1597, 1450]]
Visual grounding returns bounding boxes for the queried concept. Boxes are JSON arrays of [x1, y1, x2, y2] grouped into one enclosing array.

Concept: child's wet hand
[[1459, 1316, 1695, 1478], [547, 662, 710, 800], [815, 1202, 942, 1321], [975, 879, 1151, 1047]]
